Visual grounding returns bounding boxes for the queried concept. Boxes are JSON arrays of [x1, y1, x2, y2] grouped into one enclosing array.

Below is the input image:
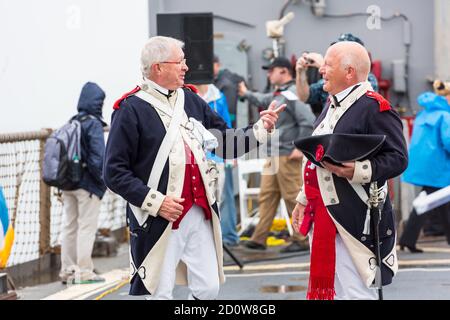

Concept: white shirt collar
[[144, 78, 171, 95], [334, 81, 364, 103]]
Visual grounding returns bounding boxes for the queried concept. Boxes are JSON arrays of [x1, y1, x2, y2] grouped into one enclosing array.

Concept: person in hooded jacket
[[195, 83, 240, 246], [60, 81, 108, 284], [399, 89, 450, 252]]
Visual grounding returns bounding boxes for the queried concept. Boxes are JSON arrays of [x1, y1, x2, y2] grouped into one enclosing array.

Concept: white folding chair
[[236, 157, 293, 236]]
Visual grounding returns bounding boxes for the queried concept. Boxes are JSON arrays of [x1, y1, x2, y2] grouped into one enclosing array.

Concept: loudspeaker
[[157, 12, 213, 84]]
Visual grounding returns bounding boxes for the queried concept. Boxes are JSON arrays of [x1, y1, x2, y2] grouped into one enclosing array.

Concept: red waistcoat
[[172, 143, 212, 229]]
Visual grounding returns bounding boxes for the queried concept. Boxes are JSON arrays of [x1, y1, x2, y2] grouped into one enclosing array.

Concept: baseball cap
[[262, 57, 292, 70], [331, 33, 365, 46]]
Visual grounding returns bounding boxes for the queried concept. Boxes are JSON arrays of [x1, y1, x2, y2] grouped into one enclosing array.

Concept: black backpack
[[42, 114, 95, 190]]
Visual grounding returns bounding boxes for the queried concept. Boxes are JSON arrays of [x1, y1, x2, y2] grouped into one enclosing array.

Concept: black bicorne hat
[[293, 133, 386, 168]]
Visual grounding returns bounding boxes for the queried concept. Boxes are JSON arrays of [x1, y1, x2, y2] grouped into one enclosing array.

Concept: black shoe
[[242, 240, 266, 250], [280, 241, 309, 253], [399, 244, 423, 253]]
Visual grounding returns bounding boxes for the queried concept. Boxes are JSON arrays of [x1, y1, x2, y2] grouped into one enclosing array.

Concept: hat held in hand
[[293, 133, 386, 168]]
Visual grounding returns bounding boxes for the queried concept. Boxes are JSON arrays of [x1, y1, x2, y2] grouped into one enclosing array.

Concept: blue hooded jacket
[[402, 92, 450, 188], [75, 82, 107, 199], [201, 84, 231, 163]]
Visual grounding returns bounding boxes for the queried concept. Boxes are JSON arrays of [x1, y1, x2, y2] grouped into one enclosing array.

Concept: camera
[[305, 57, 315, 65]]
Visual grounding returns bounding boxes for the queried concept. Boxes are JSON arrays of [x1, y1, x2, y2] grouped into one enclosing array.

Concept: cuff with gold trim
[[252, 119, 276, 144], [141, 189, 166, 217], [296, 188, 308, 206], [349, 159, 372, 184]]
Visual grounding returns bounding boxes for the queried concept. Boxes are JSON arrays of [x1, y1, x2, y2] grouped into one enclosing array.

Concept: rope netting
[[0, 131, 127, 267]]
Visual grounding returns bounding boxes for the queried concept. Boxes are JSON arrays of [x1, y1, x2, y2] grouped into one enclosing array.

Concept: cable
[[213, 14, 256, 28]]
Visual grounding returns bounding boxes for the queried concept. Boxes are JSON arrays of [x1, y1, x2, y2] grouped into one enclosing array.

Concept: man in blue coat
[[103, 36, 284, 299], [292, 41, 408, 299]]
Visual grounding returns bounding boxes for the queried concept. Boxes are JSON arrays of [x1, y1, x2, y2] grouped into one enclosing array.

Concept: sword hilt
[[369, 181, 387, 212]]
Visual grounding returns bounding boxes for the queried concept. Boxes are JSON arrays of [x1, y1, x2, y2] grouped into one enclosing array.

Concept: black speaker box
[[157, 12, 213, 84]]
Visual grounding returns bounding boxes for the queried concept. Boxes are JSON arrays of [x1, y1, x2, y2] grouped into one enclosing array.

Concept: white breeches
[[308, 231, 378, 300], [149, 204, 219, 300]]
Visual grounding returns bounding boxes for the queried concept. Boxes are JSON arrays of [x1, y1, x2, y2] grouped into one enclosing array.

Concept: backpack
[[42, 114, 95, 190]]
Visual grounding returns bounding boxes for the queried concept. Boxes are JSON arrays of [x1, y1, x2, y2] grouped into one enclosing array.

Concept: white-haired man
[[292, 41, 408, 300], [103, 36, 285, 300]]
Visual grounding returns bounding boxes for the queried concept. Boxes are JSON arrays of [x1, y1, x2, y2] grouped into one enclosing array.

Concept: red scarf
[[302, 161, 337, 300]]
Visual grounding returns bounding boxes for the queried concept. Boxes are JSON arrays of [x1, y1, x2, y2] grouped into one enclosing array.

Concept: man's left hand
[[322, 161, 355, 180], [260, 100, 286, 131]]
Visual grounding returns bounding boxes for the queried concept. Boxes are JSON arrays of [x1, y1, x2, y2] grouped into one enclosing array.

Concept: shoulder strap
[[129, 88, 185, 226], [71, 113, 96, 123], [138, 89, 185, 189]]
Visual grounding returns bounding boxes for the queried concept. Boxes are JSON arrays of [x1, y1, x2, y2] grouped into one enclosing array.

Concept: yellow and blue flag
[[0, 187, 14, 268]]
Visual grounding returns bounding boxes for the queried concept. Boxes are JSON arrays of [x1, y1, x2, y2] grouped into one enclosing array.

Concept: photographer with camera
[[295, 33, 379, 116]]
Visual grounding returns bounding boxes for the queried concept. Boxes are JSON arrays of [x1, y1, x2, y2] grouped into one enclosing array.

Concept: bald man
[[292, 41, 408, 300]]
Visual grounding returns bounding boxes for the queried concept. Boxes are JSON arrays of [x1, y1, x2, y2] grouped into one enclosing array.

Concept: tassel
[[363, 207, 371, 235], [307, 277, 336, 300]]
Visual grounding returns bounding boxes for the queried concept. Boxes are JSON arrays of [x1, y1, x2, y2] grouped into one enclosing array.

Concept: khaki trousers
[[60, 189, 101, 279], [250, 155, 306, 245]]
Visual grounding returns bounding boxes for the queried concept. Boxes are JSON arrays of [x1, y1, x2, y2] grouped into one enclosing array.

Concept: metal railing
[[0, 129, 126, 268]]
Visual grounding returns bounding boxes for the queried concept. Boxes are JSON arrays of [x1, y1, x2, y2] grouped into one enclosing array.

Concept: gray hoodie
[[244, 81, 316, 156]]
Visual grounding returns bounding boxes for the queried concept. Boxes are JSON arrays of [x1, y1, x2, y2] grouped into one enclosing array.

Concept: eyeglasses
[[160, 58, 187, 65]]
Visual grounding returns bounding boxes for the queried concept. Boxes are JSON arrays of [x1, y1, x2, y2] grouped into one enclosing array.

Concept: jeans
[[220, 166, 239, 245]]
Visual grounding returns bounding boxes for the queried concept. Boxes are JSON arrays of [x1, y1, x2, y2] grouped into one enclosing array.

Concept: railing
[[0, 129, 126, 268]]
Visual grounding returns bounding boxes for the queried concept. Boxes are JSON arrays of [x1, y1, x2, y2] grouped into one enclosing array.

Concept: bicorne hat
[[293, 133, 386, 168]]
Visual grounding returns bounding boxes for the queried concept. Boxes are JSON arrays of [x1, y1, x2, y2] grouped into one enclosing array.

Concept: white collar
[[144, 78, 171, 95], [334, 82, 364, 103]]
